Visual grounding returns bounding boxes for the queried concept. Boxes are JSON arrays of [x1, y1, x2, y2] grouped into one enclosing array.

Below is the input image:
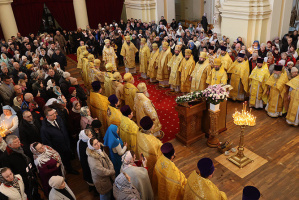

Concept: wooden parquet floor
[[65, 56, 299, 200]]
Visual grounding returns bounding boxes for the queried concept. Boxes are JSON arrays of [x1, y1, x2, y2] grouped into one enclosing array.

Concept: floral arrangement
[[176, 84, 229, 105], [175, 90, 204, 104], [202, 84, 229, 105]]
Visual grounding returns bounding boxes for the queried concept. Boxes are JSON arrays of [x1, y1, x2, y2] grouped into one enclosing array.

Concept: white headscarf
[[121, 151, 133, 170], [46, 79, 54, 90], [87, 138, 104, 156], [77, 130, 90, 160]]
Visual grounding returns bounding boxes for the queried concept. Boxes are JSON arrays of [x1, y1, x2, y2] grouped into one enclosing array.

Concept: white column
[[125, 0, 156, 22], [0, 0, 18, 41], [219, 0, 271, 47], [166, 0, 175, 21], [73, 0, 89, 29]]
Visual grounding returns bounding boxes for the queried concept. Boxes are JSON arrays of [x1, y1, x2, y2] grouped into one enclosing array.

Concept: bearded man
[[206, 58, 228, 85], [139, 38, 151, 79], [103, 39, 117, 71], [248, 57, 270, 108], [157, 42, 172, 88], [265, 65, 289, 117], [168, 45, 184, 93], [219, 46, 233, 71], [190, 51, 211, 92], [286, 67, 299, 126], [121, 36, 138, 74], [178, 49, 195, 93]]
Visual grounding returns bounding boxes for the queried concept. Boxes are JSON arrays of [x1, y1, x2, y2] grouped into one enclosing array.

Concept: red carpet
[[131, 74, 179, 142], [67, 54, 78, 62], [67, 54, 179, 142]]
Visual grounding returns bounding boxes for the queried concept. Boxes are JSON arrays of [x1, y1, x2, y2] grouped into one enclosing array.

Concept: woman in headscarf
[[113, 172, 141, 200], [48, 175, 76, 200], [76, 129, 97, 195], [0, 106, 19, 137], [0, 54, 12, 68], [0, 167, 27, 200], [80, 106, 95, 130], [121, 151, 154, 200], [30, 142, 65, 197], [68, 99, 81, 139], [12, 96, 22, 118], [0, 136, 7, 159], [86, 138, 115, 200], [104, 124, 127, 176], [53, 86, 62, 97]]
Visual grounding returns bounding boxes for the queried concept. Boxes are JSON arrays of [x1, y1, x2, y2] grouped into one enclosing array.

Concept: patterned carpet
[[67, 54, 180, 142]]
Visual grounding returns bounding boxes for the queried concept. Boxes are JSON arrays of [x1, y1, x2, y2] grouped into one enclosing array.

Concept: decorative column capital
[[124, 0, 156, 10]]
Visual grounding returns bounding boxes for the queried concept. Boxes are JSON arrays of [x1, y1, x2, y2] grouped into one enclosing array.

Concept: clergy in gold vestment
[[137, 116, 162, 181], [90, 81, 109, 138], [153, 143, 187, 200], [91, 59, 104, 82], [85, 54, 95, 90], [76, 44, 86, 68], [104, 63, 114, 97], [103, 39, 117, 71], [119, 105, 139, 154], [168, 45, 184, 93], [190, 52, 211, 92], [157, 42, 173, 87], [134, 83, 162, 137], [286, 71, 299, 126], [265, 65, 289, 117], [112, 72, 125, 107], [107, 94, 122, 127], [121, 36, 138, 74], [81, 51, 90, 86], [147, 43, 160, 83], [139, 38, 151, 79], [123, 73, 138, 113], [219, 46, 233, 71], [178, 49, 195, 93], [248, 58, 270, 108], [227, 53, 249, 101], [206, 58, 228, 86], [183, 158, 227, 200]]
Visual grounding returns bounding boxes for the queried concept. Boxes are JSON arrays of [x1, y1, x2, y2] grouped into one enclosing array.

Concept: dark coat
[[1, 147, 30, 190], [78, 140, 93, 184], [40, 116, 71, 154], [74, 84, 87, 106], [59, 77, 71, 99], [51, 53, 67, 71], [19, 118, 42, 160]]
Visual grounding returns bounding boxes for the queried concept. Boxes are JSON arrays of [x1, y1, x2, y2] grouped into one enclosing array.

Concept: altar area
[[66, 56, 299, 200]]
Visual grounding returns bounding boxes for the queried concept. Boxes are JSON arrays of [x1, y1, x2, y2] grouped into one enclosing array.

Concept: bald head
[[24, 93, 33, 102]]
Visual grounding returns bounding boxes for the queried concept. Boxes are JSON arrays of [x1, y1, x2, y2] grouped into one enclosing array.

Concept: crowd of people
[[0, 13, 297, 200]]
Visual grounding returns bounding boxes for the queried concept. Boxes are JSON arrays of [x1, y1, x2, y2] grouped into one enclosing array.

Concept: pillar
[[0, 0, 18, 41], [125, 0, 156, 22], [219, 0, 271, 47], [166, 0, 175, 21], [73, 0, 89, 29]]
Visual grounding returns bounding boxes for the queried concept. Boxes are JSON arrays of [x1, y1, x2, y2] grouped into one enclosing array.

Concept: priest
[[183, 158, 228, 200], [76, 45, 87, 69], [80, 51, 89, 84], [90, 81, 109, 138], [227, 52, 249, 101], [265, 65, 289, 117], [168, 45, 184, 93], [107, 94, 122, 127], [286, 69, 299, 126], [157, 42, 172, 88], [85, 54, 95, 90], [123, 73, 138, 113], [139, 38, 151, 79], [112, 72, 124, 107], [119, 105, 139, 153], [121, 36, 138, 74], [178, 49, 195, 93], [134, 83, 162, 138], [190, 51, 211, 92], [147, 43, 160, 83], [103, 39, 117, 71], [153, 142, 187, 200], [104, 63, 114, 97], [248, 57, 270, 108], [137, 116, 162, 180], [206, 58, 228, 85], [219, 46, 233, 71]]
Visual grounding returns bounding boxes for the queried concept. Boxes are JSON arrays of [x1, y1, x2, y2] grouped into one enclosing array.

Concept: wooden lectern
[[175, 101, 206, 146]]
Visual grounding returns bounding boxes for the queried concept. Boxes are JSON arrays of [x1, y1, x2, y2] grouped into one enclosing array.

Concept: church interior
[[0, 0, 298, 200]]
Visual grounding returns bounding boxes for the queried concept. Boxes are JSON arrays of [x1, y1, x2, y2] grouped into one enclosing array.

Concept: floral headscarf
[[0, 168, 21, 192], [121, 151, 134, 170], [113, 172, 141, 200]]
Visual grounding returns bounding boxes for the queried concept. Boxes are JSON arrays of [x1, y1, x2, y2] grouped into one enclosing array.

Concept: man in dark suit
[[40, 107, 79, 175], [0, 76, 14, 105]]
